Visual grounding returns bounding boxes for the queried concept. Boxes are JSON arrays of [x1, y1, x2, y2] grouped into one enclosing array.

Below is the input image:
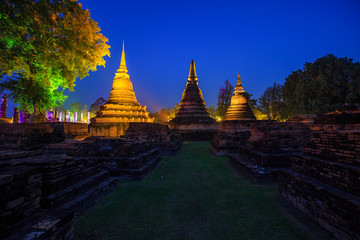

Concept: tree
[[242, 92, 257, 112], [149, 104, 180, 123], [166, 104, 180, 121], [256, 83, 288, 121], [217, 80, 234, 119], [0, 0, 110, 116], [69, 102, 88, 121], [283, 54, 360, 115], [90, 97, 106, 118], [0, 74, 66, 114], [149, 112, 162, 123], [207, 105, 217, 119]]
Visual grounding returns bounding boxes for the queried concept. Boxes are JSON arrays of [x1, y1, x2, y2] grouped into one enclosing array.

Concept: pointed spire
[[235, 72, 244, 92], [115, 41, 129, 78], [118, 41, 128, 73], [188, 60, 198, 81]]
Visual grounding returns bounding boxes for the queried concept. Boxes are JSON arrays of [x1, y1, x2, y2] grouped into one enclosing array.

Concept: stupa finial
[[188, 60, 198, 81], [119, 41, 128, 73], [115, 41, 129, 78], [235, 72, 244, 92]]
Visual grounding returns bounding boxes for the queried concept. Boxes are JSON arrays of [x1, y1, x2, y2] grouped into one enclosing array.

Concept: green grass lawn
[[74, 142, 309, 240]]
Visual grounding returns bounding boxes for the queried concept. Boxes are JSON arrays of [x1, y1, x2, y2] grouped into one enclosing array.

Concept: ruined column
[[13, 107, 19, 123], [0, 94, 7, 118]]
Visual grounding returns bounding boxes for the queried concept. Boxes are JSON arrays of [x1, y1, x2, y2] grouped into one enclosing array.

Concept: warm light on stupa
[[223, 73, 256, 121], [91, 41, 153, 124]]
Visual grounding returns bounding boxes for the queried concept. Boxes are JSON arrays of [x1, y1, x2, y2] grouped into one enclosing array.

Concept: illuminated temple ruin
[[223, 73, 256, 121], [170, 60, 217, 141], [91, 42, 153, 137]]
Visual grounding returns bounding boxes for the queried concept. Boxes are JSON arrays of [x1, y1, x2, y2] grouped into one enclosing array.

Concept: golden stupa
[[92, 42, 153, 124], [223, 73, 256, 120]]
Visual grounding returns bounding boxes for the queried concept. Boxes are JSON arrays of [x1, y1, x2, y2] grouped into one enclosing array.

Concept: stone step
[[3, 209, 74, 240], [112, 152, 162, 181], [279, 169, 360, 240], [238, 145, 292, 167], [59, 177, 118, 217], [41, 170, 109, 209], [291, 153, 360, 197], [229, 153, 284, 182], [0, 150, 38, 161], [41, 164, 99, 194]]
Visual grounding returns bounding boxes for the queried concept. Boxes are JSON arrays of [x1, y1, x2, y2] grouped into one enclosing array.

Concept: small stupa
[[170, 60, 217, 141], [91, 42, 153, 136], [223, 73, 256, 120]]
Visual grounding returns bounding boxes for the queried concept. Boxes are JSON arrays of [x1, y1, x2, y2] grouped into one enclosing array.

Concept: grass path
[[75, 142, 309, 240]]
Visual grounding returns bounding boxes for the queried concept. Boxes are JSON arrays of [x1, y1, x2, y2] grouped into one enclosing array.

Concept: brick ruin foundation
[[211, 120, 310, 182], [279, 120, 360, 239], [211, 109, 360, 239], [125, 122, 182, 155], [0, 122, 90, 150], [0, 122, 182, 239]]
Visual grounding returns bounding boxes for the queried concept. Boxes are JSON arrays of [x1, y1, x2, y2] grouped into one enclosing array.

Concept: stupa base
[[90, 122, 130, 137], [0, 117, 12, 123], [170, 122, 219, 141]]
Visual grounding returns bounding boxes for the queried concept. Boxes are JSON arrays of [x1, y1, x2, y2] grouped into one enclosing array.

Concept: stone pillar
[[88, 111, 90, 124], [19, 110, 24, 123], [59, 111, 62, 122], [74, 112, 78, 123], [0, 94, 7, 118], [81, 112, 83, 123], [13, 107, 19, 123], [64, 110, 67, 122], [68, 111, 71, 122]]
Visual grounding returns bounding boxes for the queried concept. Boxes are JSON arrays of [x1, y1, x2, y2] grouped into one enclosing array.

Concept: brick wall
[[125, 122, 182, 155], [279, 122, 360, 239]]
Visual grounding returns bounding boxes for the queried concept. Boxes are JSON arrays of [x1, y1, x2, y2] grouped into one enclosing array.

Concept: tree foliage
[[0, 0, 110, 114], [150, 104, 180, 123], [89, 97, 106, 117], [256, 83, 289, 121], [69, 102, 88, 121], [0, 74, 66, 113], [207, 105, 217, 119], [217, 80, 234, 119], [282, 54, 360, 115]]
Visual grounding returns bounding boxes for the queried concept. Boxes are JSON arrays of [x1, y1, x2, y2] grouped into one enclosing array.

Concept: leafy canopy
[[256, 83, 289, 121], [282, 54, 360, 115], [217, 80, 234, 119], [150, 104, 180, 123], [0, 0, 110, 112]]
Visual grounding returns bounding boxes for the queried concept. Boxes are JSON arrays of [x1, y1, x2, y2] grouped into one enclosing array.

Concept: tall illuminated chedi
[[223, 73, 256, 120], [170, 60, 217, 141], [91, 42, 153, 136]]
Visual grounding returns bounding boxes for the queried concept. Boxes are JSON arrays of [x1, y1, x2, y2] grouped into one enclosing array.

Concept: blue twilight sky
[[8, 0, 360, 115]]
